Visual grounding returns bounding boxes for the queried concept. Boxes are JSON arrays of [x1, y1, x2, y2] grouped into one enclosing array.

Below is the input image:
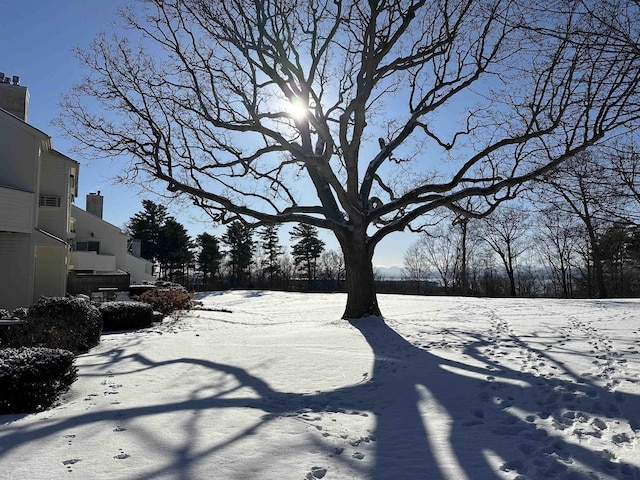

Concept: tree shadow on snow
[[350, 317, 640, 479], [1, 316, 640, 479]]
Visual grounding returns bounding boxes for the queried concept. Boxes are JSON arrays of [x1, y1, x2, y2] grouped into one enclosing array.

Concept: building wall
[[33, 245, 68, 300], [38, 150, 78, 239], [126, 253, 155, 284], [71, 205, 128, 271], [0, 186, 34, 233], [0, 109, 75, 308], [0, 232, 34, 310], [0, 114, 41, 192]]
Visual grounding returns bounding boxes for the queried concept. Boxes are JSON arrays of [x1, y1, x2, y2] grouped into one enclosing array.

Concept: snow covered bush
[[99, 301, 153, 331], [0, 309, 9, 318], [136, 288, 194, 315], [2, 297, 102, 354], [11, 307, 29, 319], [0, 347, 77, 414]]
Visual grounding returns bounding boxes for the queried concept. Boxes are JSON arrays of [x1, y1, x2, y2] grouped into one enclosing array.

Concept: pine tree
[[222, 221, 254, 286], [290, 224, 325, 288], [196, 233, 222, 288], [259, 224, 283, 287], [158, 217, 194, 282], [126, 200, 168, 262]]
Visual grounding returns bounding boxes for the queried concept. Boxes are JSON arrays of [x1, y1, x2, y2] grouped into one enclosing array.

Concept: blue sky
[[0, 0, 414, 268]]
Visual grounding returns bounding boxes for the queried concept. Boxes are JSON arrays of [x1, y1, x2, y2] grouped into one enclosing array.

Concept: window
[[74, 241, 100, 253], [39, 195, 61, 207]]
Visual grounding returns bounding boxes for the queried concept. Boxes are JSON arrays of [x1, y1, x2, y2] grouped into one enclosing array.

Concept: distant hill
[[374, 265, 405, 279]]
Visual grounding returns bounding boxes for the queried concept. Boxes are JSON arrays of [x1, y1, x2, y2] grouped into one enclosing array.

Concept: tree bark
[[338, 230, 381, 319]]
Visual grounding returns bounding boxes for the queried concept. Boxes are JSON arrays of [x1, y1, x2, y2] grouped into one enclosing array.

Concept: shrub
[[11, 307, 29, 319], [136, 288, 194, 315], [0, 347, 77, 413], [2, 297, 102, 354], [129, 284, 157, 297], [0, 309, 9, 319], [99, 301, 153, 331]]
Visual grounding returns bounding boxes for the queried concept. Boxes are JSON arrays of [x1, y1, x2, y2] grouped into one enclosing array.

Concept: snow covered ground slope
[[1, 291, 640, 479]]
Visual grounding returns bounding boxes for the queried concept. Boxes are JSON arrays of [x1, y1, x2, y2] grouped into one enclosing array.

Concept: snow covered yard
[[1, 291, 640, 479]]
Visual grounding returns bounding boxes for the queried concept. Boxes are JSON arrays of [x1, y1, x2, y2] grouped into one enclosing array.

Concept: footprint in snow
[[114, 448, 130, 460], [304, 466, 328, 479], [62, 458, 81, 473]]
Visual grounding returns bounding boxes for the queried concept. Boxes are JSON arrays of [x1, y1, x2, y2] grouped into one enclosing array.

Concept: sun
[[287, 95, 308, 122]]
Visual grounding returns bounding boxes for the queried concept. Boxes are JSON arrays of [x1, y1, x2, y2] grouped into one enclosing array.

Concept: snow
[[1, 291, 640, 479]]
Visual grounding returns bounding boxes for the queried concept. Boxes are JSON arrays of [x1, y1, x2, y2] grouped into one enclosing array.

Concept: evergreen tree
[[290, 224, 325, 288], [222, 221, 254, 286], [158, 217, 194, 282], [127, 200, 168, 262], [259, 225, 283, 287], [196, 233, 222, 288]]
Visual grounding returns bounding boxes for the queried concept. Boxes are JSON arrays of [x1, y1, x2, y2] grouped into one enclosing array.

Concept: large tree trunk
[[338, 230, 381, 319]]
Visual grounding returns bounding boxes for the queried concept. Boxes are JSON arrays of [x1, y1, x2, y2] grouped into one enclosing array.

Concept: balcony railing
[[70, 251, 117, 273]]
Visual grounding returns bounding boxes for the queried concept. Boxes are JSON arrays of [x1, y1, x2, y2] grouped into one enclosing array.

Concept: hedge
[[99, 301, 154, 331], [0, 347, 77, 414], [2, 297, 102, 354]]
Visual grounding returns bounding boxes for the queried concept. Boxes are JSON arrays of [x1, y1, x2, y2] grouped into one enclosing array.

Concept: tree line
[[127, 200, 344, 291], [403, 147, 640, 299]]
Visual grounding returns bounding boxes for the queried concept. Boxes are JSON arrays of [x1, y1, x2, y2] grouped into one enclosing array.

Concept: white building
[[0, 75, 78, 310], [0, 75, 154, 309], [70, 192, 155, 287]]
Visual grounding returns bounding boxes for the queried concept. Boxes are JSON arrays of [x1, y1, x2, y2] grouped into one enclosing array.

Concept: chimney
[[86, 191, 104, 219], [0, 72, 29, 122]]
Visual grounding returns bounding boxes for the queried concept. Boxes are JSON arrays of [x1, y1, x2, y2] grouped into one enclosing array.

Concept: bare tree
[[402, 242, 429, 293], [535, 208, 583, 298], [421, 225, 460, 294], [59, 0, 640, 318], [537, 152, 625, 298], [318, 250, 345, 284], [477, 207, 531, 296], [602, 141, 640, 225]]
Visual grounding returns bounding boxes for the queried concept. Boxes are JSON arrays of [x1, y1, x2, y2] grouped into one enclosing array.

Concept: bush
[[11, 307, 29, 319], [99, 301, 153, 331], [0, 347, 77, 413], [136, 288, 194, 315], [2, 297, 102, 354], [129, 284, 158, 297], [0, 309, 9, 319]]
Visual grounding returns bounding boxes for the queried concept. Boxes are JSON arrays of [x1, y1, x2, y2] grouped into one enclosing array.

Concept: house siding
[[34, 245, 68, 300], [0, 106, 78, 308], [38, 150, 77, 239], [0, 232, 34, 310], [0, 186, 34, 233], [0, 118, 40, 192], [71, 205, 128, 271]]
